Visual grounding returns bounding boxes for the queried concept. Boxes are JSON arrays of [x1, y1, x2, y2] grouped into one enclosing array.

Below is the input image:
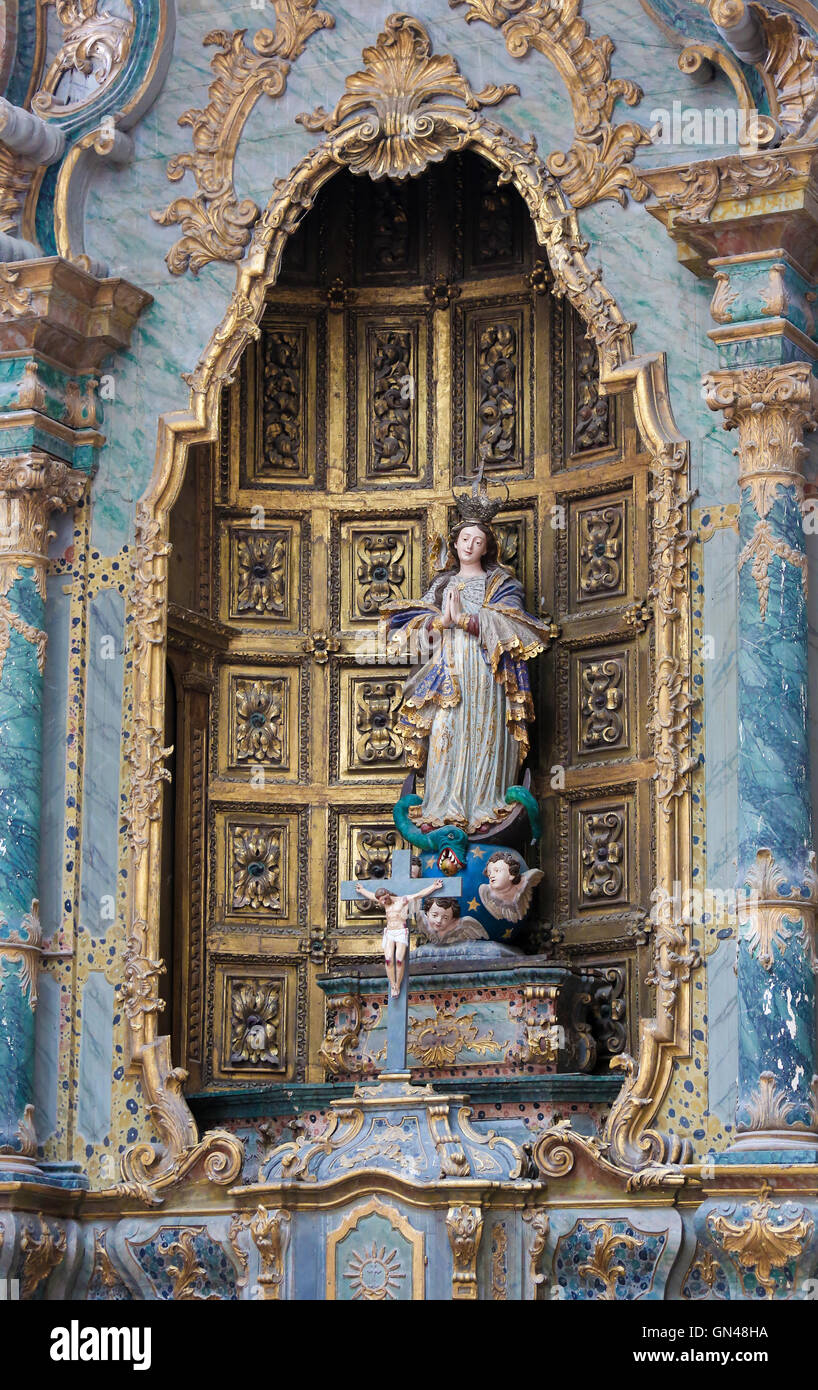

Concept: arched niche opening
[[163, 152, 650, 1100]]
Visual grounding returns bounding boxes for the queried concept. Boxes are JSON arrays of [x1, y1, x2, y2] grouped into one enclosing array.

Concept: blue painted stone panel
[[79, 591, 124, 938], [77, 972, 114, 1146]]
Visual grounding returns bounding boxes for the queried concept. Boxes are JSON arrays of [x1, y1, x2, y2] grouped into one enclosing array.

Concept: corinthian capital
[[0, 451, 87, 591], [703, 363, 818, 517]]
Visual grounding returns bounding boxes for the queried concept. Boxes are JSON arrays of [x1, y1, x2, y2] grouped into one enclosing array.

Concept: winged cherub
[[417, 896, 488, 947], [478, 852, 543, 924]]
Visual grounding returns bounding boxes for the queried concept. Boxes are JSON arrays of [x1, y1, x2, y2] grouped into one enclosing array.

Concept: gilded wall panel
[[212, 809, 300, 929], [335, 515, 425, 631], [573, 647, 632, 760], [237, 309, 326, 491], [568, 493, 630, 610], [330, 810, 411, 933], [334, 668, 408, 781], [348, 311, 432, 486], [207, 954, 303, 1084], [462, 301, 531, 477], [223, 519, 302, 628], [219, 665, 300, 780]]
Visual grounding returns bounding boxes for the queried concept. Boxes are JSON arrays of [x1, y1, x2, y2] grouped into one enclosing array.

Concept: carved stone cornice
[[450, 0, 650, 208], [0, 257, 152, 373], [643, 147, 818, 278], [703, 362, 818, 515]]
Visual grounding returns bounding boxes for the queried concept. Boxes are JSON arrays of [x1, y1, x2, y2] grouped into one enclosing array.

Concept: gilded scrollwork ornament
[[296, 13, 519, 179], [33, 0, 134, 117], [446, 1204, 483, 1299], [450, 0, 650, 207], [707, 1198, 813, 1298], [250, 1206, 290, 1300], [704, 363, 818, 517], [153, 3, 334, 274]]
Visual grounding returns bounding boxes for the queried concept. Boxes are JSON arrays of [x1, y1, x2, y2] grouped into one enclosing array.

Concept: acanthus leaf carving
[[296, 13, 519, 179], [152, 3, 334, 274], [450, 0, 651, 207], [33, 0, 134, 117], [708, 1199, 813, 1298]]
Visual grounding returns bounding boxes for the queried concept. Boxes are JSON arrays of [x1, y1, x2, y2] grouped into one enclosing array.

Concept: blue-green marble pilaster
[[734, 481, 818, 1154], [0, 566, 44, 1160]]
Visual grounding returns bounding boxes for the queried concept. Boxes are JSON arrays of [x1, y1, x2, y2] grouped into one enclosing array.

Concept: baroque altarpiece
[[1, 0, 818, 1302]]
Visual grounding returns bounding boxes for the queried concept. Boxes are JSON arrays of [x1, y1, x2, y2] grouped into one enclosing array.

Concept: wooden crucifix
[[340, 850, 462, 1072]]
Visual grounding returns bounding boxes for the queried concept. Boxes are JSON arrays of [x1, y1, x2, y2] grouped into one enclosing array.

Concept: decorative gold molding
[[708, 1198, 813, 1297], [129, 27, 693, 1183], [152, 3, 333, 275], [644, 151, 798, 229], [647, 655, 698, 821], [522, 1209, 549, 1297], [0, 900, 42, 1008], [578, 1220, 641, 1300], [20, 1217, 66, 1297], [33, 0, 134, 117], [319, 992, 366, 1076], [450, 0, 650, 207], [446, 1203, 483, 1299], [0, 264, 33, 317], [704, 362, 818, 517], [738, 518, 808, 621], [250, 1204, 290, 1299]]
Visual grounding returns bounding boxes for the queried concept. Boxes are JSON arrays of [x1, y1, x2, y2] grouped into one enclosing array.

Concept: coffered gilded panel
[[219, 665, 301, 781]]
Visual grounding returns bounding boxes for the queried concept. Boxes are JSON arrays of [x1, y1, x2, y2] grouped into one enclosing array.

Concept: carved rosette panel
[[225, 976, 285, 1071], [356, 534, 406, 615], [230, 824, 283, 912], [574, 499, 627, 604], [223, 670, 298, 778], [578, 807, 628, 908], [229, 529, 288, 619], [578, 654, 628, 754], [234, 678, 285, 764]]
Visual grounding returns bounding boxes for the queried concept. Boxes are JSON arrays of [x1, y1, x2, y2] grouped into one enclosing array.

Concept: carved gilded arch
[[123, 13, 695, 1202]]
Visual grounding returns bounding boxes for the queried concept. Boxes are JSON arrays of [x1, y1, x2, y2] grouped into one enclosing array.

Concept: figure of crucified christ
[[355, 879, 445, 997]]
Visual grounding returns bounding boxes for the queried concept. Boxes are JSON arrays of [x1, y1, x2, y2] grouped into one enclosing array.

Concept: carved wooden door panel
[[169, 156, 653, 1090]]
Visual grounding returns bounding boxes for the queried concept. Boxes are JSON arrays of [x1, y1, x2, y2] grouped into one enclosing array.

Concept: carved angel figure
[[478, 852, 543, 924], [416, 896, 488, 947]]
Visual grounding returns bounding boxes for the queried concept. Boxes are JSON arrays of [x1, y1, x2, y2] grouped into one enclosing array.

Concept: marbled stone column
[[705, 363, 818, 1157], [0, 452, 84, 1172]]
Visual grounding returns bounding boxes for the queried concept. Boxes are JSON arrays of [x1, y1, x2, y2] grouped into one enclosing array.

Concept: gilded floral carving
[[261, 329, 304, 474], [250, 1205, 290, 1300], [477, 322, 518, 467], [232, 826, 282, 911], [20, 1218, 66, 1297], [354, 680, 404, 765], [355, 534, 408, 615], [407, 1005, 505, 1067], [446, 1204, 483, 1299], [647, 655, 697, 820], [708, 1199, 813, 1297], [578, 505, 623, 597], [577, 1221, 641, 1300], [229, 978, 282, 1067], [296, 13, 518, 179], [234, 531, 287, 615], [740, 847, 818, 972], [234, 678, 285, 763], [451, 0, 650, 207], [738, 519, 807, 622], [579, 809, 625, 902]]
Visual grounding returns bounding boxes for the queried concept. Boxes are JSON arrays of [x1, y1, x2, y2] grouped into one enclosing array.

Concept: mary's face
[[455, 526, 488, 566]]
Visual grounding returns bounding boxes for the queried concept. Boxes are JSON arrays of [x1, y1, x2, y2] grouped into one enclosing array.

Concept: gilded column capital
[[703, 362, 818, 516], [0, 451, 87, 585]]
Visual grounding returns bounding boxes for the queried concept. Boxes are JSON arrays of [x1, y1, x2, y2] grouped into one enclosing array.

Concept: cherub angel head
[[485, 852, 522, 892]]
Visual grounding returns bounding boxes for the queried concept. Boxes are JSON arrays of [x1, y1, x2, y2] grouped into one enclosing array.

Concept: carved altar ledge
[[316, 955, 620, 1083]]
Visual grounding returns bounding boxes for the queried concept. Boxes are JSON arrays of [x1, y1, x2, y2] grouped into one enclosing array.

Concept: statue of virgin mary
[[380, 489, 554, 835]]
